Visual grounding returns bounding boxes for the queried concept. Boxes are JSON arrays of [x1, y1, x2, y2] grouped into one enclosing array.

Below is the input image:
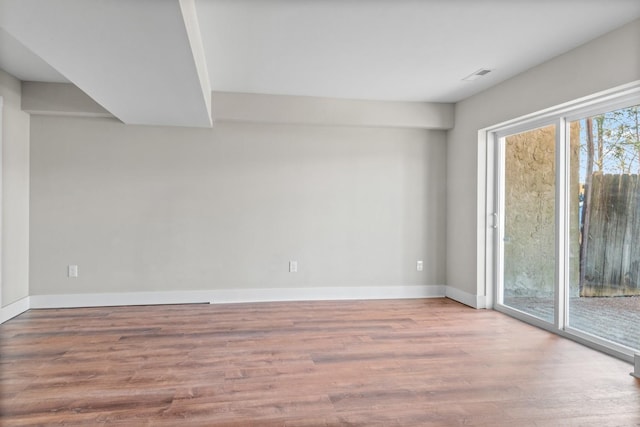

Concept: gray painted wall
[[30, 116, 446, 295], [0, 69, 30, 306], [447, 18, 640, 296]]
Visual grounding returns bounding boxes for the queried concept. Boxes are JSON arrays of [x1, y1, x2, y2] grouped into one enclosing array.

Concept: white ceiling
[[1, 0, 640, 126], [0, 28, 69, 83], [197, 0, 640, 103]]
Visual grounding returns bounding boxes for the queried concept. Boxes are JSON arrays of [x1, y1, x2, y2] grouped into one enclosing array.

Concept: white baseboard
[[29, 285, 447, 309], [3, 286, 486, 318], [29, 290, 213, 309], [211, 285, 446, 304], [0, 296, 31, 323], [445, 286, 487, 309]]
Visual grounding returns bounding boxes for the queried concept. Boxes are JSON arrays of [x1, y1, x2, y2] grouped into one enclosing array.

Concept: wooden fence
[[582, 174, 640, 296]]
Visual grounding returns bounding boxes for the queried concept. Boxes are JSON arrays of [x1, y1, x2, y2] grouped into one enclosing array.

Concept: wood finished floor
[[1, 298, 638, 426]]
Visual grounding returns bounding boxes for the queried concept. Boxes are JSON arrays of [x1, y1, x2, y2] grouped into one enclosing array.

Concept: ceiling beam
[[0, 0, 212, 127]]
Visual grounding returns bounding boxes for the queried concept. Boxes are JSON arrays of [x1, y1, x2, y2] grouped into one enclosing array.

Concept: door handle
[[492, 213, 498, 229]]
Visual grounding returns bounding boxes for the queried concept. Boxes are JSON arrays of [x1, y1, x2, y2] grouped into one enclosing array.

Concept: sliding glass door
[[493, 98, 640, 358], [567, 106, 640, 352], [498, 124, 557, 324]]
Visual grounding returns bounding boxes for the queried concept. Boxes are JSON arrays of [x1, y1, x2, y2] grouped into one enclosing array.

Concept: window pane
[[502, 124, 556, 323], [569, 104, 640, 351]]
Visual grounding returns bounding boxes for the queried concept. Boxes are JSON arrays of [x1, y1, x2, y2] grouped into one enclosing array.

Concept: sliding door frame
[[492, 118, 565, 329], [480, 81, 640, 363], [0, 96, 3, 310]]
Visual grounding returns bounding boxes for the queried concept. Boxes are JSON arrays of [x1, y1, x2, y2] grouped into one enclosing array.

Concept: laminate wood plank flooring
[[1, 298, 638, 426]]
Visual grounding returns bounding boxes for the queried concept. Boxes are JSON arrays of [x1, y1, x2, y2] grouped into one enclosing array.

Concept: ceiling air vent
[[462, 68, 492, 81]]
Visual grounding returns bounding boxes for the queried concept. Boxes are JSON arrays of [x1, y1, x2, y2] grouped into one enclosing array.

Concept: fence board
[[582, 174, 640, 296]]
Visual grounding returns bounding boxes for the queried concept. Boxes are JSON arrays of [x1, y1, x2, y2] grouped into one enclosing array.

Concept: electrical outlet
[[68, 265, 78, 278], [289, 261, 298, 273], [416, 260, 423, 272]]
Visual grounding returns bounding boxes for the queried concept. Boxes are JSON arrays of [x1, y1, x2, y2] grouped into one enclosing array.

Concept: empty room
[[1, 0, 640, 425]]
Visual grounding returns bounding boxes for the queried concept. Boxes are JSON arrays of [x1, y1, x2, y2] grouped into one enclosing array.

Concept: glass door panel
[[500, 124, 557, 323], [568, 105, 640, 351]]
